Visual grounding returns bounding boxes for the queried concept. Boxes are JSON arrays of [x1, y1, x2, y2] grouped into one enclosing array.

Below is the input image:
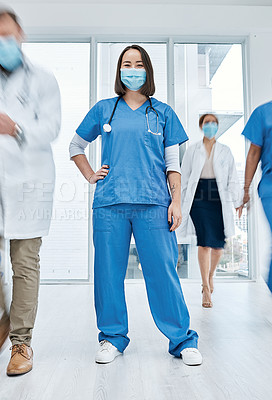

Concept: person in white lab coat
[[0, 7, 61, 376], [177, 114, 243, 308]]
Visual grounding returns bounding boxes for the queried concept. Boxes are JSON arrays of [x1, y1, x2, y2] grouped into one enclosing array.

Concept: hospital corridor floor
[[0, 281, 271, 400]]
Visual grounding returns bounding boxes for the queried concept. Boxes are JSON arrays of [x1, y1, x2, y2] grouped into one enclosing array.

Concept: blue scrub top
[[76, 96, 188, 208], [242, 101, 272, 198]]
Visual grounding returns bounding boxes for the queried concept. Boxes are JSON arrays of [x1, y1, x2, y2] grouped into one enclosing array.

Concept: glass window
[[22, 43, 90, 281], [18, 40, 247, 283], [175, 43, 247, 280], [97, 42, 167, 102]]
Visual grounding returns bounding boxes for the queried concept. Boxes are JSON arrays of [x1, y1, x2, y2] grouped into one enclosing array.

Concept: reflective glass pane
[[175, 43, 247, 279], [23, 43, 90, 280]]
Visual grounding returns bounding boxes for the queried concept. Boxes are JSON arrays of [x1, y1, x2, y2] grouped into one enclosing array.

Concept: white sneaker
[[95, 340, 122, 364], [180, 348, 203, 366]]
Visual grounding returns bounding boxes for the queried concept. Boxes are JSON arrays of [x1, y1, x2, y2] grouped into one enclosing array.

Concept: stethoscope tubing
[[103, 96, 160, 135]]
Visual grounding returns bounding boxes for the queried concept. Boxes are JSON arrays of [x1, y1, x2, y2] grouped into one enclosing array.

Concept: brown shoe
[[0, 314, 10, 350], [6, 344, 33, 376]]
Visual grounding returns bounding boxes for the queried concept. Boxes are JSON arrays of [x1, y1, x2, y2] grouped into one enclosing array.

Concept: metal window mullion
[[242, 36, 258, 281], [167, 38, 175, 109], [87, 36, 98, 284]]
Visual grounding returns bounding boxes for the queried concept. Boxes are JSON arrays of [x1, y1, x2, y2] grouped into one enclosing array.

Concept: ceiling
[[8, 0, 272, 5]]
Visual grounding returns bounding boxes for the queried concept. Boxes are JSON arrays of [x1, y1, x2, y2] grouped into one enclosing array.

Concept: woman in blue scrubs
[[242, 102, 272, 293], [69, 45, 202, 366]]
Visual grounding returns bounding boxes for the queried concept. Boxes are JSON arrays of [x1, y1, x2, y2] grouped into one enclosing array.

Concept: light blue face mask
[[120, 68, 146, 92], [202, 122, 218, 139], [0, 36, 23, 72]]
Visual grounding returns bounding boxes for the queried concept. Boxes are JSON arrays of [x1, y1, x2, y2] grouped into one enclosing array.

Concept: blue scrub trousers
[[93, 204, 198, 357], [261, 197, 272, 292]]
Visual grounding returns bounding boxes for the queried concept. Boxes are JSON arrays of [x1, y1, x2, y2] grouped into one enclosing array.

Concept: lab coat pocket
[[92, 207, 112, 232]]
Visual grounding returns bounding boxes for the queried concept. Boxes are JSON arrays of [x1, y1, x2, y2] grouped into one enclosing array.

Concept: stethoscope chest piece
[[103, 123, 112, 133]]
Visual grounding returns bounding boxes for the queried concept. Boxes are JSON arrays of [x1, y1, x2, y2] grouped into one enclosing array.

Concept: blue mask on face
[[202, 122, 218, 139], [120, 68, 147, 91], [0, 36, 23, 72]]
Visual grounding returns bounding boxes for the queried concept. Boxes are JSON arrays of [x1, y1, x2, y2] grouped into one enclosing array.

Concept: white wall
[[8, 3, 272, 111], [6, 3, 272, 37], [248, 33, 272, 281], [8, 3, 272, 107], [8, 1, 272, 280]]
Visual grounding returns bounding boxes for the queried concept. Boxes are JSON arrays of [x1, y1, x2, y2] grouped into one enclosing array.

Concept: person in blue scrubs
[[241, 101, 272, 292], [70, 45, 202, 366]]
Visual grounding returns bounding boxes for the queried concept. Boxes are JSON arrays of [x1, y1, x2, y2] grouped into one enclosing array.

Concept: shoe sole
[[182, 361, 203, 366], [7, 367, 33, 377], [95, 352, 122, 364], [181, 356, 203, 366]]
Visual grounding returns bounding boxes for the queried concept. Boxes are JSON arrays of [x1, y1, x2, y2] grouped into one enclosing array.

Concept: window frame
[[24, 35, 255, 284]]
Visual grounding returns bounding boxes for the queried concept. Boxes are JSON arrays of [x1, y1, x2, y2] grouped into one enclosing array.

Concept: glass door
[[174, 43, 248, 280], [23, 43, 91, 281]]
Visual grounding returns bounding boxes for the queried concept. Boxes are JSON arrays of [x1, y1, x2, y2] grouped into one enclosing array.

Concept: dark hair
[[114, 45, 155, 97], [0, 8, 21, 26], [199, 113, 219, 128]]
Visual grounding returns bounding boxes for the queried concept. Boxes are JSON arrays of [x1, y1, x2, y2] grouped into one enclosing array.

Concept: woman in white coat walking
[[177, 114, 243, 308]]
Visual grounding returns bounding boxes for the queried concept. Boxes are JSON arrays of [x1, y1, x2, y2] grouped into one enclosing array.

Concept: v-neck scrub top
[[76, 97, 188, 209], [242, 101, 272, 199]]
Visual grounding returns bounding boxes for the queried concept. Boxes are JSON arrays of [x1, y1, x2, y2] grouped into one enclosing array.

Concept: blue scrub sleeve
[[241, 107, 263, 147], [76, 102, 101, 143], [164, 107, 188, 147]]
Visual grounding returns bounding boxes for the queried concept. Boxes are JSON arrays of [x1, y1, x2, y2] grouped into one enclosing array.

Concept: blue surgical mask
[[202, 122, 218, 139], [0, 36, 23, 72], [120, 68, 146, 91]]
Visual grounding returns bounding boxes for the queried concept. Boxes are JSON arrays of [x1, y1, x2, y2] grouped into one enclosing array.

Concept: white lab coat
[[176, 140, 243, 241], [0, 57, 61, 239]]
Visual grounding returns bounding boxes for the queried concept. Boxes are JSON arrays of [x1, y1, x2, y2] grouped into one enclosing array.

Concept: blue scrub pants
[[261, 197, 272, 292], [93, 204, 198, 357]]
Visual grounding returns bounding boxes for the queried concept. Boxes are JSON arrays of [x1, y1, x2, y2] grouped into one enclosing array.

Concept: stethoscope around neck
[[17, 63, 32, 107], [103, 96, 161, 135]]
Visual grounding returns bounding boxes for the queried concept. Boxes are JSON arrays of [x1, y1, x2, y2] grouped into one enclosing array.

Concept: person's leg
[[198, 246, 212, 307], [0, 263, 7, 316], [209, 248, 223, 293], [132, 205, 198, 358], [198, 246, 211, 286], [0, 237, 10, 350], [6, 238, 41, 376], [260, 198, 272, 292], [93, 206, 132, 353], [0, 237, 7, 313], [0, 307, 9, 350], [9, 237, 42, 345], [0, 284, 8, 320]]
